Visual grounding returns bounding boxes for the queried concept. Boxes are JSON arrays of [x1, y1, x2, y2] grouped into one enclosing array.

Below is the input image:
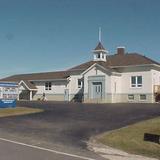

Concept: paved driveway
[[0, 101, 159, 160]]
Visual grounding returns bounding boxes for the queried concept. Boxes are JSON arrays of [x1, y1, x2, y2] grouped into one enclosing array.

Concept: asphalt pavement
[[0, 138, 96, 160], [0, 101, 159, 160]]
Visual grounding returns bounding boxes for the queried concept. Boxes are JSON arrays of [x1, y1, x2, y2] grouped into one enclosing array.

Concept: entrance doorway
[[88, 75, 105, 102], [92, 82, 102, 99]]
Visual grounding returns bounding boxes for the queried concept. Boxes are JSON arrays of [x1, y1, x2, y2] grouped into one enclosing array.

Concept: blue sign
[[0, 82, 18, 108], [0, 82, 18, 87], [0, 99, 16, 108]]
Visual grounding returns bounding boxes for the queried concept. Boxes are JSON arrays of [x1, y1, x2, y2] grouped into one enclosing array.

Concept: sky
[[0, 0, 160, 78]]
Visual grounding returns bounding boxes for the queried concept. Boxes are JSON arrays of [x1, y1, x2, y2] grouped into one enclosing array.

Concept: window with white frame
[[45, 82, 52, 90], [128, 94, 134, 100], [78, 79, 82, 88], [131, 76, 142, 88], [140, 94, 146, 100]]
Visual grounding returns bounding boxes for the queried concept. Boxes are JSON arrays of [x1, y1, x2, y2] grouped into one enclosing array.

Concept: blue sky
[[0, 0, 160, 78]]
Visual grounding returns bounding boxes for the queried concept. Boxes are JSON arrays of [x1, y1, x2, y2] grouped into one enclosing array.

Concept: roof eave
[[81, 63, 121, 76], [110, 63, 160, 69], [19, 80, 37, 91], [29, 78, 68, 82], [93, 49, 108, 53]]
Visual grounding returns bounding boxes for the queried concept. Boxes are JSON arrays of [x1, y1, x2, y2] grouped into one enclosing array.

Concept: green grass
[[0, 107, 43, 117], [98, 117, 160, 159]]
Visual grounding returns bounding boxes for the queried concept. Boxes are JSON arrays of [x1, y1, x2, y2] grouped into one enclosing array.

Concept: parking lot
[[0, 101, 160, 160]]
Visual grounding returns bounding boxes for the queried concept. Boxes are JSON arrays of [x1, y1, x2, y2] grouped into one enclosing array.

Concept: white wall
[[151, 69, 160, 85], [68, 75, 83, 95], [18, 83, 27, 94], [34, 81, 67, 94], [110, 75, 122, 94], [121, 70, 152, 94], [151, 69, 160, 93], [83, 65, 124, 95], [34, 82, 45, 94], [83, 66, 113, 94]]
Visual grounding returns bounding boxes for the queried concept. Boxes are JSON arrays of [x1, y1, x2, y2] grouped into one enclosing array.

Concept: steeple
[[93, 27, 108, 62]]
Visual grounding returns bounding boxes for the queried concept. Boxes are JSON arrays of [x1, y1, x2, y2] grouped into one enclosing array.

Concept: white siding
[[83, 66, 107, 94], [111, 75, 122, 94], [151, 69, 160, 85], [34, 81, 67, 94], [68, 75, 83, 95], [34, 82, 45, 94], [121, 70, 152, 94]]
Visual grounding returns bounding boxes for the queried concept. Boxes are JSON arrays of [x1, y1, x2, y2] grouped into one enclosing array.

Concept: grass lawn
[[0, 107, 43, 117], [98, 117, 160, 159]]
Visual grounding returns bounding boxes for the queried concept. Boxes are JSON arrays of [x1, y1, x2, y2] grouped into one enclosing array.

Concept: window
[[45, 82, 52, 90], [140, 94, 146, 100], [131, 76, 142, 88], [128, 94, 134, 100], [78, 79, 82, 88], [131, 76, 136, 87], [137, 76, 142, 87], [96, 54, 100, 58], [96, 85, 101, 93]]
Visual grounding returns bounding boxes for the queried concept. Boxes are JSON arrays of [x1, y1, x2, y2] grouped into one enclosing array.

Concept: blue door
[[92, 82, 102, 99]]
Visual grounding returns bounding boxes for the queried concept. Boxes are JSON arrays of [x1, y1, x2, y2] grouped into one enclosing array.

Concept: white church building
[[1, 39, 160, 103]]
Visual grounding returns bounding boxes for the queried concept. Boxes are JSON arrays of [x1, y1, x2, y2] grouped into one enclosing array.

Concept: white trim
[[81, 63, 121, 76], [0, 137, 95, 160], [19, 80, 37, 91], [45, 81, 52, 91], [29, 79, 68, 82], [110, 63, 160, 69], [117, 46, 125, 49], [130, 76, 142, 89], [92, 49, 108, 53]]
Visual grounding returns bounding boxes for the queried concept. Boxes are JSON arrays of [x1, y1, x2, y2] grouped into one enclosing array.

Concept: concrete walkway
[[87, 139, 158, 160]]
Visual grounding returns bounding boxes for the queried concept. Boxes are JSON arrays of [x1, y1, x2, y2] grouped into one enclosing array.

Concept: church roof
[[94, 42, 106, 51], [22, 80, 38, 90], [0, 71, 71, 82], [0, 53, 159, 84], [68, 53, 160, 71]]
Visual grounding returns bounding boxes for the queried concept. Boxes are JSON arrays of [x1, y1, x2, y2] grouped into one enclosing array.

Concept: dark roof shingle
[[0, 53, 159, 82], [0, 71, 71, 82], [94, 42, 106, 51], [107, 53, 160, 67], [22, 80, 37, 90], [68, 53, 160, 71]]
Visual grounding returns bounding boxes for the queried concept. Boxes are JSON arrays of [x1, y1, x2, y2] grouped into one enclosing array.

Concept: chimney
[[117, 47, 125, 55]]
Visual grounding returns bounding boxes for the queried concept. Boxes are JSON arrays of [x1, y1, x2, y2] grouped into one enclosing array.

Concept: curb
[[87, 138, 158, 160]]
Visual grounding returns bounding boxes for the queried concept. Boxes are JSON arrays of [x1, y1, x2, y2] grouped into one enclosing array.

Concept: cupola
[[93, 28, 108, 62]]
